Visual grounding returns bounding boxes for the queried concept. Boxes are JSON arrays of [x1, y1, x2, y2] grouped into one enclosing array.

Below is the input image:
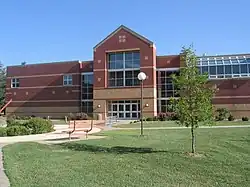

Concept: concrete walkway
[[0, 147, 10, 187], [113, 125, 250, 130], [0, 125, 102, 144]]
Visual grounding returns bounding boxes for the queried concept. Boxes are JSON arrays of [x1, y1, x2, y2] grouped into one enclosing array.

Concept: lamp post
[[137, 72, 147, 136]]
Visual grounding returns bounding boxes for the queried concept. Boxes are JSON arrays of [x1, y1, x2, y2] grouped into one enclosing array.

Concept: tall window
[[157, 70, 179, 114], [11, 78, 20, 88], [157, 70, 179, 98], [82, 74, 93, 100], [82, 73, 93, 114], [63, 74, 73, 85], [108, 51, 140, 87]]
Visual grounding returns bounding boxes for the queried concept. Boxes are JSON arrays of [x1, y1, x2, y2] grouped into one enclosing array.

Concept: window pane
[[209, 60, 215, 65], [109, 72, 115, 79], [133, 78, 140, 86], [231, 59, 238, 64], [116, 71, 123, 78], [125, 71, 132, 78], [202, 66, 208, 74], [109, 62, 116, 69], [87, 75, 93, 84], [117, 79, 123, 86], [116, 53, 123, 60], [217, 65, 224, 74], [109, 80, 115, 87], [240, 64, 247, 74], [133, 60, 140, 68], [116, 60, 124, 69], [125, 79, 133, 86], [125, 52, 132, 60], [113, 105, 117, 111], [109, 54, 116, 61], [225, 65, 232, 74], [224, 60, 230, 64], [233, 65, 240, 74], [202, 61, 208, 65], [125, 61, 133, 68], [166, 84, 173, 90], [209, 66, 216, 75], [217, 60, 223, 64], [133, 52, 140, 60], [239, 59, 246, 63]]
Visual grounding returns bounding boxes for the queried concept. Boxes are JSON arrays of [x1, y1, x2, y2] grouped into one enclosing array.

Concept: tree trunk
[[191, 126, 195, 153]]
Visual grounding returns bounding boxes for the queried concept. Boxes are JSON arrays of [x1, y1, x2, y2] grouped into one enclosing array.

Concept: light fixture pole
[[137, 72, 147, 136]]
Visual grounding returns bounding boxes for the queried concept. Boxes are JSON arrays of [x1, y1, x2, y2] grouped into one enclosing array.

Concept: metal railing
[[105, 115, 118, 127]]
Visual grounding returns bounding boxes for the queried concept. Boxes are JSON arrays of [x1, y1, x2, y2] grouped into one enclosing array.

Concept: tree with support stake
[[171, 46, 216, 154]]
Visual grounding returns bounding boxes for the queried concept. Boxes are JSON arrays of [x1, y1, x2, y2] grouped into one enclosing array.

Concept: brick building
[[5, 25, 250, 119]]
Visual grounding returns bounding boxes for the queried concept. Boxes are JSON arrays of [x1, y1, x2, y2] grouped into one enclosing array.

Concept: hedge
[[6, 126, 30, 136], [0, 117, 54, 137]]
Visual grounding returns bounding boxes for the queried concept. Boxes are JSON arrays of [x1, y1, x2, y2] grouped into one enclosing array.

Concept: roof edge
[[93, 25, 154, 50]]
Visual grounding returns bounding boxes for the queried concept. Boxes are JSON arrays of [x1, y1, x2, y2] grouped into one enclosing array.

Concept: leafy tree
[[171, 46, 216, 154], [0, 61, 6, 106]]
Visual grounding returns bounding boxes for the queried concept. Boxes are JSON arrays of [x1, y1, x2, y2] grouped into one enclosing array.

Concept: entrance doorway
[[108, 100, 140, 119]]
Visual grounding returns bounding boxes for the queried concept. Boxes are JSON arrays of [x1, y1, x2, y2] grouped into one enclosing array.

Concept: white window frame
[[11, 78, 19, 88], [63, 74, 73, 86]]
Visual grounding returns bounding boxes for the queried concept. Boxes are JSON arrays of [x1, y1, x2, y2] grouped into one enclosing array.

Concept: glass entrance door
[[108, 100, 140, 119]]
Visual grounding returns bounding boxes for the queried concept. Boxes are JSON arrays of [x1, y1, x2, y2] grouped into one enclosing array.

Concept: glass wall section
[[108, 51, 140, 87], [197, 55, 250, 79], [81, 73, 93, 114], [157, 69, 180, 113]]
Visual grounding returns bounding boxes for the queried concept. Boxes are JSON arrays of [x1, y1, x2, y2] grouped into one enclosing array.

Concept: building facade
[[5, 25, 250, 119]]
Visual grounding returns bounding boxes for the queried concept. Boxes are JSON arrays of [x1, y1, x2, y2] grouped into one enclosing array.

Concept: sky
[[0, 0, 249, 66]]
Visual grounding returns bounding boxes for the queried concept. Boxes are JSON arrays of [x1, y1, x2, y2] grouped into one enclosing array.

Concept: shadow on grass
[[60, 143, 167, 154], [230, 139, 250, 143]]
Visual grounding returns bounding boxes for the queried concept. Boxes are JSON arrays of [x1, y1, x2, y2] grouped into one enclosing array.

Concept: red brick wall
[[156, 55, 181, 68], [5, 61, 89, 117]]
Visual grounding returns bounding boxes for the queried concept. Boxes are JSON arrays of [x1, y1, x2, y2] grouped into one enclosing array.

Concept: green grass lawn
[[115, 120, 250, 128], [3, 128, 250, 187]]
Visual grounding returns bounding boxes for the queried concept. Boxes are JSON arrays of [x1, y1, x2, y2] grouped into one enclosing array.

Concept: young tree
[[171, 46, 216, 154], [0, 61, 6, 106]]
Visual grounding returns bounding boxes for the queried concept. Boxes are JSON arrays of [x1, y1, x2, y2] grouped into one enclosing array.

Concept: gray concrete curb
[[0, 146, 10, 187]]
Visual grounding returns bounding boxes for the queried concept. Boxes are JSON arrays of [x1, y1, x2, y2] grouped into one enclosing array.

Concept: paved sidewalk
[[0, 125, 102, 144], [113, 125, 250, 130], [0, 147, 10, 187]]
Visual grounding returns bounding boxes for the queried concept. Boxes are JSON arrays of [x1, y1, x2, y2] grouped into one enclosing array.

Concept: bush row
[[0, 118, 54, 137], [215, 108, 249, 121], [67, 113, 90, 120]]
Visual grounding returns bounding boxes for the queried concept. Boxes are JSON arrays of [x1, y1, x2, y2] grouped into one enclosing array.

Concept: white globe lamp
[[137, 72, 147, 81]]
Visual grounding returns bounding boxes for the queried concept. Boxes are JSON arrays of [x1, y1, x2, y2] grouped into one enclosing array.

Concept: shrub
[[24, 118, 54, 134], [215, 108, 229, 121], [228, 114, 235, 121], [6, 126, 30, 136], [242, 116, 249, 121], [166, 112, 179, 120], [0, 127, 7, 137], [146, 117, 153, 121], [6, 118, 23, 127], [68, 113, 89, 120], [153, 116, 158, 121], [158, 113, 167, 121]]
